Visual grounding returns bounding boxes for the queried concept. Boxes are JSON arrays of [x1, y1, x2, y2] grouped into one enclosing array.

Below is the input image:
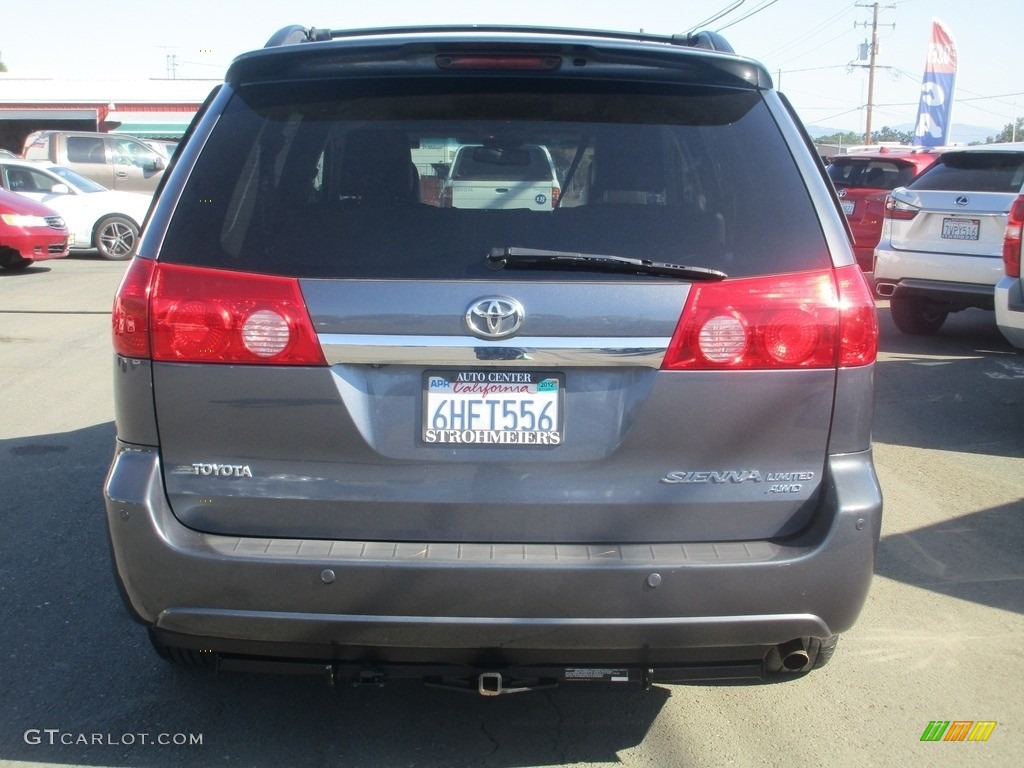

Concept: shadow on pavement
[[873, 306, 1024, 459], [876, 500, 1024, 615]]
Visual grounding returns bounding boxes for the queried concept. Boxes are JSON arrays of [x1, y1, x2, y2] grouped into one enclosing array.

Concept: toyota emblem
[[466, 297, 524, 339]]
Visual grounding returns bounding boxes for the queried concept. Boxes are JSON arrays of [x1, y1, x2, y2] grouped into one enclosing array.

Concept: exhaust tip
[[778, 639, 811, 671], [875, 282, 897, 298]]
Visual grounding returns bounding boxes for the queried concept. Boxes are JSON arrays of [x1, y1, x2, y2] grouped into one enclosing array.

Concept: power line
[[760, 4, 856, 62], [715, 0, 783, 32], [681, 1, 746, 35]]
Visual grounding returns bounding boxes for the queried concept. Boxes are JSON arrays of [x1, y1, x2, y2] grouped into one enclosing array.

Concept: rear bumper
[[995, 276, 1024, 348], [872, 246, 1002, 310], [873, 277, 995, 311], [104, 444, 881, 669]]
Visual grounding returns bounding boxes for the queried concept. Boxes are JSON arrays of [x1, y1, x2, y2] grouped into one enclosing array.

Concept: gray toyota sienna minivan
[[105, 24, 882, 694]]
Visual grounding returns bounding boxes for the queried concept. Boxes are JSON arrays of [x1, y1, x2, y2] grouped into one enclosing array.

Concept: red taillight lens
[[112, 261, 326, 365], [834, 264, 879, 367], [112, 257, 156, 358], [1002, 195, 1024, 279], [551, 186, 561, 208], [884, 195, 919, 221], [663, 267, 877, 370]]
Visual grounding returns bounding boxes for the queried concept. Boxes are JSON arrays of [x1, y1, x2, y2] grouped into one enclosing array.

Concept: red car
[[827, 149, 940, 272], [0, 187, 69, 269]]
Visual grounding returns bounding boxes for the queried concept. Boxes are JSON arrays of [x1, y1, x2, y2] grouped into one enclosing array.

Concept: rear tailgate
[[142, 48, 855, 549], [889, 190, 1013, 257], [449, 181, 555, 210]]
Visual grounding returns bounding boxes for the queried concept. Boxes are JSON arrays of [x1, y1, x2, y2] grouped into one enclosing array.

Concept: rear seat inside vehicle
[[267, 126, 727, 277]]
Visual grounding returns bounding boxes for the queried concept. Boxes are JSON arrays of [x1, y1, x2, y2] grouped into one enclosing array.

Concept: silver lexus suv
[[105, 25, 881, 693]]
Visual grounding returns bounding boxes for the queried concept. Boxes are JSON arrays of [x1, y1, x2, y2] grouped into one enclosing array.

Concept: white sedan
[[0, 158, 151, 260]]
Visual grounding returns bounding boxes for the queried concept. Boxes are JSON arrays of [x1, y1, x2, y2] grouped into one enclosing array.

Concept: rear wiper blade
[[487, 247, 727, 281]]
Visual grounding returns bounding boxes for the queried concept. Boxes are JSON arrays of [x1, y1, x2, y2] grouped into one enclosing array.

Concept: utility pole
[[864, 3, 879, 144], [855, 3, 895, 144]]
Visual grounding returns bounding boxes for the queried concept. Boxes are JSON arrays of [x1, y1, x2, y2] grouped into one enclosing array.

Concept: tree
[[0, 49, 7, 72], [815, 130, 863, 146], [987, 117, 1023, 144], [872, 126, 915, 144]]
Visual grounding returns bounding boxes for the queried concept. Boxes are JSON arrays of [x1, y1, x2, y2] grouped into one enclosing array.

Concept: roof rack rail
[[263, 25, 735, 53], [671, 31, 735, 53]]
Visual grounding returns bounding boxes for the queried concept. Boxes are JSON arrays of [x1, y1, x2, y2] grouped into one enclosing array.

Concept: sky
[[2, 0, 1022, 141]]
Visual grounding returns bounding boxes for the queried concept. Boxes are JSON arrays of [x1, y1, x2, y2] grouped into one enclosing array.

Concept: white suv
[[873, 143, 1024, 335]]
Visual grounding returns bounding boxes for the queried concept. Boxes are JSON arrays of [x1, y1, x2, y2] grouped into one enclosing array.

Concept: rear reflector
[[112, 260, 326, 366], [1003, 195, 1024, 279], [663, 266, 877, 370]]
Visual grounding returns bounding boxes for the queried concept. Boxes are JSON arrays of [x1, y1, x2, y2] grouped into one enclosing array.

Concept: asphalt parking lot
[[1, 256, 1021, 768]]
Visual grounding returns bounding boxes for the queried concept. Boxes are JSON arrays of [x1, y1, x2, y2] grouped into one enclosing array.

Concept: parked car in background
[[440, 144, 561, 209], [827, 148, 939, 272], [106, 23, 880, 692], [144, 139, 180, 165], [874, 143, 1024, 335], [0, 158, 150, 260], [995, 194, 1024, 347], [21, 130, 166, 194], [0, 187, 68, 269], [0, 149, 17, 158]]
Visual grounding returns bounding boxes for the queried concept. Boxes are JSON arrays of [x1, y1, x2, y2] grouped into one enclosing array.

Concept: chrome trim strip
[[318, 334, 670, 367]]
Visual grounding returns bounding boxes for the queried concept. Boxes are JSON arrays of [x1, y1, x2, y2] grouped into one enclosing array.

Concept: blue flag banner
[[913, 19, 957, 147]]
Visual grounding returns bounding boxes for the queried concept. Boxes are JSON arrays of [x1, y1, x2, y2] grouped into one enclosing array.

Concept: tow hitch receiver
[[478, 671, 539, 696]]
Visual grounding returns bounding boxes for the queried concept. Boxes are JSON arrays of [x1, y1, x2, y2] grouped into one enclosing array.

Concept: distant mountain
[[804, 125, 854, 139], [890, 123, 1002, 146], [804, 122, 1001, 145]]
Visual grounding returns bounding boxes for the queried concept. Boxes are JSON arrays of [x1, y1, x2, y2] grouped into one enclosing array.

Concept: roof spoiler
[[264, 25, 735, 53]]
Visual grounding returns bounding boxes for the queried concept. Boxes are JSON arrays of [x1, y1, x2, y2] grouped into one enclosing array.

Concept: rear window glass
[[828, 159, 918, 190], [451, 146, 555, 182], [160, 78, 829, 279], [909, 151, 1024, 193]]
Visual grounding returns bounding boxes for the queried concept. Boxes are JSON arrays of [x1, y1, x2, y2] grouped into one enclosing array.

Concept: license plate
[[941, 217, 980, 240], [423, 371, 563, 445], [841, 200, 855, 215]]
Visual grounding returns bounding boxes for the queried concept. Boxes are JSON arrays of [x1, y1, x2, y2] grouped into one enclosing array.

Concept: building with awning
[[0, 76, 218, 152], [107, 110, 204, 139]]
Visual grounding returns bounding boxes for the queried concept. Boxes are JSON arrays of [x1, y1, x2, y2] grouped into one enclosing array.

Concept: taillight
[[834, 264, 879, 367], [551, 186, 561, 208], [662, 266, 877, 370], [884, 195, 919, 221], [112, 257, 156, 358], [440, 185, 453, 208], [1002, 195, 1024, 279], [111, 261, 326, 366]]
